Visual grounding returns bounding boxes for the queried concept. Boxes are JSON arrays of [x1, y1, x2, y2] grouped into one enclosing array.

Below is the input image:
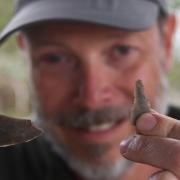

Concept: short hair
[[158, 8, 169, 33]]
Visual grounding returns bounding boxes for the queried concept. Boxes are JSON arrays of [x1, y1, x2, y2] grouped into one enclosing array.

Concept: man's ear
[[16, 33, 27, 50], [162, 14, 177, 71]]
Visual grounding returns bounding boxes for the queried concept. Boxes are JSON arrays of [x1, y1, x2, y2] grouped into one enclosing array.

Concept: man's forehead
[[23, 21, 157, 44]]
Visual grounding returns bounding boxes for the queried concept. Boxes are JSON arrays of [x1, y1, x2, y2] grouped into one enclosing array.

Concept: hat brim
[[0, 0, 159, 44]]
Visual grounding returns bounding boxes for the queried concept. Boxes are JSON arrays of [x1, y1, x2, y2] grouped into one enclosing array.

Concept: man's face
[[20, 22, 169, 179]]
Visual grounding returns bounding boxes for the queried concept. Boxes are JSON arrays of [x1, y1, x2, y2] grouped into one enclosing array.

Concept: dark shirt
[[0, 106, 179, 180], [0, 136, 77, 180]]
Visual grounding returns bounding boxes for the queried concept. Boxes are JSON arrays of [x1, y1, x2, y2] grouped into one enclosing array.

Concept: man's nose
[[77, 65, 115, 109]]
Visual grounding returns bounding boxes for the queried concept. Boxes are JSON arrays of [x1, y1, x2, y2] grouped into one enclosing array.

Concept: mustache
[[53, 106, 131, 129]]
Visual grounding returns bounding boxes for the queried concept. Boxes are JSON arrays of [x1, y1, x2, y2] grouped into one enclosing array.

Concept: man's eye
[[36, 53, 79, 71], [41, 54, 66, 64], [114, 45, 133, 55], [108, 45, 139, 70]]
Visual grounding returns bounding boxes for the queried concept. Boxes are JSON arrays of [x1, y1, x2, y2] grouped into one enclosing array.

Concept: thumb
[[149, 170, 178, 180], [135, 111, 179, 138]]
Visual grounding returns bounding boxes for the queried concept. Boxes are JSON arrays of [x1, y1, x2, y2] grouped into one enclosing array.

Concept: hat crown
[[14, 0, 167, 13], [0, 0, 168, 44], [14, 0, 37, 12]]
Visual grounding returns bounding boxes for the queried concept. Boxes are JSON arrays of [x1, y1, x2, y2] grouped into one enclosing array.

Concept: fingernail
[[136, 113, 157, 131], [120, 135, 136, 154]]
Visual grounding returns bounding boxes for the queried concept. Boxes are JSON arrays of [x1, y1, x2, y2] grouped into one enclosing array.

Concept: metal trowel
[[0, 114, 42, 147]]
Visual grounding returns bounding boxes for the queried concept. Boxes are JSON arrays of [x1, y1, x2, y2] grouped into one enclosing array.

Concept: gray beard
[[44, 133, 133, 180], [33, 109, 134, 180], [32, 71, 169, 180]]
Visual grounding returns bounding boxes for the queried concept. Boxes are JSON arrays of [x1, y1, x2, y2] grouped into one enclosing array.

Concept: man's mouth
[[78, 116, 127, 132], [87, 122, 117, 132], [64, 117, 127, 144], [54, 107, 130, 131], [48, 107, 131, 142]]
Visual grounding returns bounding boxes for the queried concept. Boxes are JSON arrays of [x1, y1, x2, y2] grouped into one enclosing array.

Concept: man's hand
[[120, 111, 180, 180]]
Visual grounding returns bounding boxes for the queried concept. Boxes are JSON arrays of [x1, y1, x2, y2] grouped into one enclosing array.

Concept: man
[[0, 0, 179, 179]]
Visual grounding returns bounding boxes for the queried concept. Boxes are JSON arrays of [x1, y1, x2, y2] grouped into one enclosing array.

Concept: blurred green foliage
[[168, 57, 180, 90], [0, 0, 13, 30], [0, 0, 16, 53], [171, 0, 180, 9]]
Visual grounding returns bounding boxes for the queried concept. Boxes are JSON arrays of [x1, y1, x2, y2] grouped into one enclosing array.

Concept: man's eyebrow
[[107, 32, 130, 38], [106, 31, 145, 40], [33, 40, 70, 49]]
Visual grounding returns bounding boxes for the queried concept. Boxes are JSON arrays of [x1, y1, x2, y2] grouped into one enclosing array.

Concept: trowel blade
[[0, 114, 43, 147]]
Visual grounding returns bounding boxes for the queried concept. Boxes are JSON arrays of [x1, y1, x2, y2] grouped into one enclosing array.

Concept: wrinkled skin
[[17, 14, 176, 180]]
